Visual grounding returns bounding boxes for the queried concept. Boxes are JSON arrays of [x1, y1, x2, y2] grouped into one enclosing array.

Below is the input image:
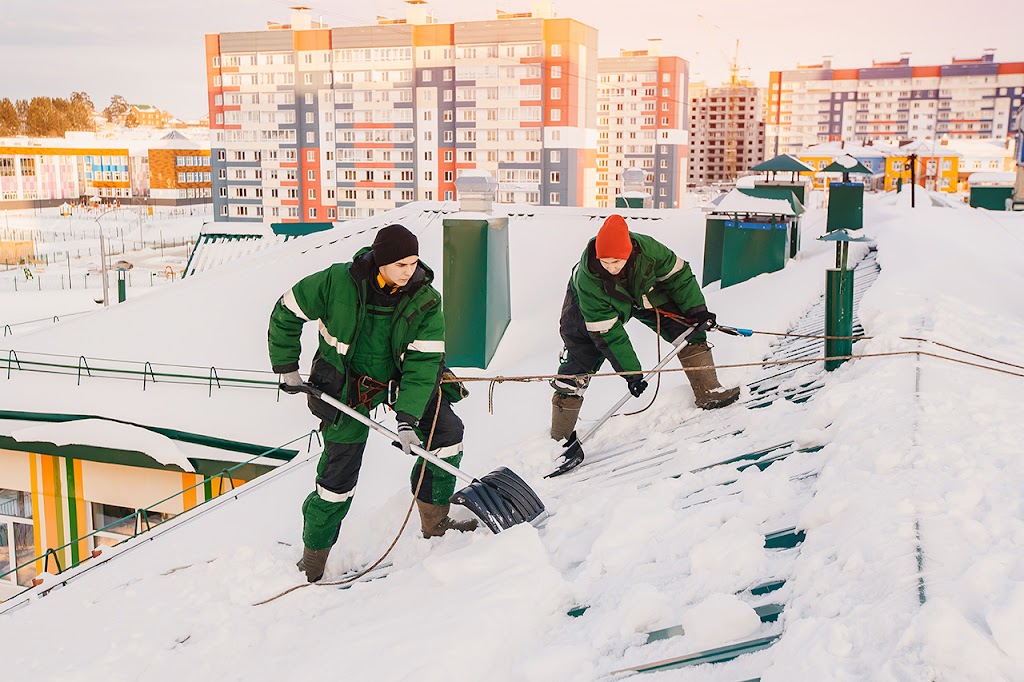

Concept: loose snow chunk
[[987, 582, 1024, 658], [12, 419, 196, 472], [679, 593, 762, 648]]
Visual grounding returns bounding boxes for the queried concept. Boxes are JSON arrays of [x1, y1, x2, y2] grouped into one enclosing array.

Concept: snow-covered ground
[[1, 194, 1023, 681]]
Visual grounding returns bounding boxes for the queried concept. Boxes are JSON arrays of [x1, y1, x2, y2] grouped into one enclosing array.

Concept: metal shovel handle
[[577, 320, 711, 445], [281, 383, 477, 486]]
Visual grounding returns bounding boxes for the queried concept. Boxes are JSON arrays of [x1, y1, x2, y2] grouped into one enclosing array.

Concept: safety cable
[[254, 393, 443, 605]]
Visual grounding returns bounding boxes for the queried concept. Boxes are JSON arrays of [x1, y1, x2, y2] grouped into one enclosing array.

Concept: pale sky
[[1, 0, 1022, 121]]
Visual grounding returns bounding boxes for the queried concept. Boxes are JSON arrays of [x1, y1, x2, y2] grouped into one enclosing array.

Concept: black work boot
[[416, 500, 478, 538], [679, 341, 740, 409], [296, 547, 331, 583]]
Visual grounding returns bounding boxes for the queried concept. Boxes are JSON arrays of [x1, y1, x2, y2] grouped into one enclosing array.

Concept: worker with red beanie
[[550, 214, 740, 441]]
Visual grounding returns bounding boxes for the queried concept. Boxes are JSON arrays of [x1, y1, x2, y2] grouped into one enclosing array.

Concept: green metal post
[[117, 269, 126, 303], [825, 241, 854, 371]]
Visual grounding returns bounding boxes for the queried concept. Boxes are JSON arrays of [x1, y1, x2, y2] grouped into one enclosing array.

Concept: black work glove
[[626, 375, 648, 398], [394, 411, 420, 456], [683, 305, 717, 330]]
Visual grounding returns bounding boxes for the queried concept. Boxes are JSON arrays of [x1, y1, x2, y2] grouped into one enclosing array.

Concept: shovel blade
[[450, 467, 545, 534], [545, 432, 585, 478]]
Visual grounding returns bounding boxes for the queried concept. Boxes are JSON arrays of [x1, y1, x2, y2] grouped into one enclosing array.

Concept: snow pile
[[12, 419, 195, 472]]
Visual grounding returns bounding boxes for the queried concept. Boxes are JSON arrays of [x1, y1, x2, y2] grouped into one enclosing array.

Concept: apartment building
[[596, 41, 688, 209], [687, 80, 765, 187], [767, 51, 1024, 157], [205, 3, 599, 223]]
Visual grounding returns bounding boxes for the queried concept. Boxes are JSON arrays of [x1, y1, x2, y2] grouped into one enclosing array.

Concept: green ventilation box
[[969, 186, 1014, 210], [826, 183, 864, 232], [615, 195, 648, 209], [721, 219, 792, 288], [702, 218, 727, 286], [753, 181, 807, 208], [441, 216, 511, 368], [744, 186, 805, 257]]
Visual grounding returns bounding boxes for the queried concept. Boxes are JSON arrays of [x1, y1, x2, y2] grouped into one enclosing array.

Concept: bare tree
[[102, 94, 130, 123]]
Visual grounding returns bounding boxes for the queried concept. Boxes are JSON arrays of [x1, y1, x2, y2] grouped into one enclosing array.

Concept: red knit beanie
[[595, 214, 632, 259]]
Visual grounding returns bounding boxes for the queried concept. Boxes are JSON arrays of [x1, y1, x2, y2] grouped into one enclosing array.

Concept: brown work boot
[[296, 546, 331, 583], [679, 341, 740, 410], [550, 393, 584, 441], [416, 500, 479, 538]]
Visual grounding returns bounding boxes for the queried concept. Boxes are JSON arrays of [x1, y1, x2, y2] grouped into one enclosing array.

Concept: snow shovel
[[545, 320, 711, 478], [281, 383, 545, 534]]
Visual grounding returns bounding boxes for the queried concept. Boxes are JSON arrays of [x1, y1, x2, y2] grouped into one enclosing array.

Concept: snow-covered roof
[[897, 139, 964, 157], [705, 189, 797, 216], [967, 171, 1016, 185], [3, 193, 1024, 682], [802, 142, 889, 158]]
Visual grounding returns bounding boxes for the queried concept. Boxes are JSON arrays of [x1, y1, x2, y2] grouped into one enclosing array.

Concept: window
[[308, 170, 316, 181], [551, 44, 562, 57], [444, 150, 453, 162], [307, 150, 316, 162], [305, 112, 315, 124], [309, 208, 317, 219], [551, 87, 561, 100], [550, 151, 560, 163], [551, 66, 561, 79], [444, 171, 453, 182], [549, 192, 560, 204], [550, 171, 560, 183], [551, 109, 561, 122], [304, 73, 313, 85], [305, 93, 314, 104]]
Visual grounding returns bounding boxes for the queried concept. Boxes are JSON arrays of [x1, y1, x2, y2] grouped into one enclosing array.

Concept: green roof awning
[[750, 154, 815, 173], [822, 158, 873, 174]]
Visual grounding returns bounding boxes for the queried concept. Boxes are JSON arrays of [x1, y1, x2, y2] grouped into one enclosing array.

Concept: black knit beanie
[[372, 224, 418, 266]]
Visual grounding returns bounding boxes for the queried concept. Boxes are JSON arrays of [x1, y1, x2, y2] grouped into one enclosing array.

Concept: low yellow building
[[0, 415, 294, 600], [881, 141, 962, 193]]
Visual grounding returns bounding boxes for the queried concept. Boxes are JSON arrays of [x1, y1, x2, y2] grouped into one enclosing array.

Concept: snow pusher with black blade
[[280, 384, 545, 533], [545, 321, 711, 478]]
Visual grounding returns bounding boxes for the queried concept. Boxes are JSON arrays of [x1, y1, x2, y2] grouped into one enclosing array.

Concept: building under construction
[[687, 79, 766, 187]]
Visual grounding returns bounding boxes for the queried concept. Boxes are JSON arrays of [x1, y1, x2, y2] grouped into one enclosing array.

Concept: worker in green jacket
[[550, 214, 740, 441], [269, 224, 476, 583]]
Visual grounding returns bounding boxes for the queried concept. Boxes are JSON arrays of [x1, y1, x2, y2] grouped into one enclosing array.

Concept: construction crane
[[695, 14, 750, 182]]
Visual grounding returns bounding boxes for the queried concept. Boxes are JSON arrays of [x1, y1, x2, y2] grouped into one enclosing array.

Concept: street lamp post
[[93, 207, 118, 307]]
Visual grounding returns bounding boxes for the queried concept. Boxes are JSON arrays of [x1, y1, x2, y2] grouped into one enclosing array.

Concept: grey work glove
[[395, 412, 421, 456], [281, 370, 304, 387]]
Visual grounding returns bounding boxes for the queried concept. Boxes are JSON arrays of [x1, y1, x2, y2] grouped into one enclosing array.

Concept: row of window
[[214, 92, 295, 106], [176, 172, 211, 184], [174, 156, 210, 167]]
